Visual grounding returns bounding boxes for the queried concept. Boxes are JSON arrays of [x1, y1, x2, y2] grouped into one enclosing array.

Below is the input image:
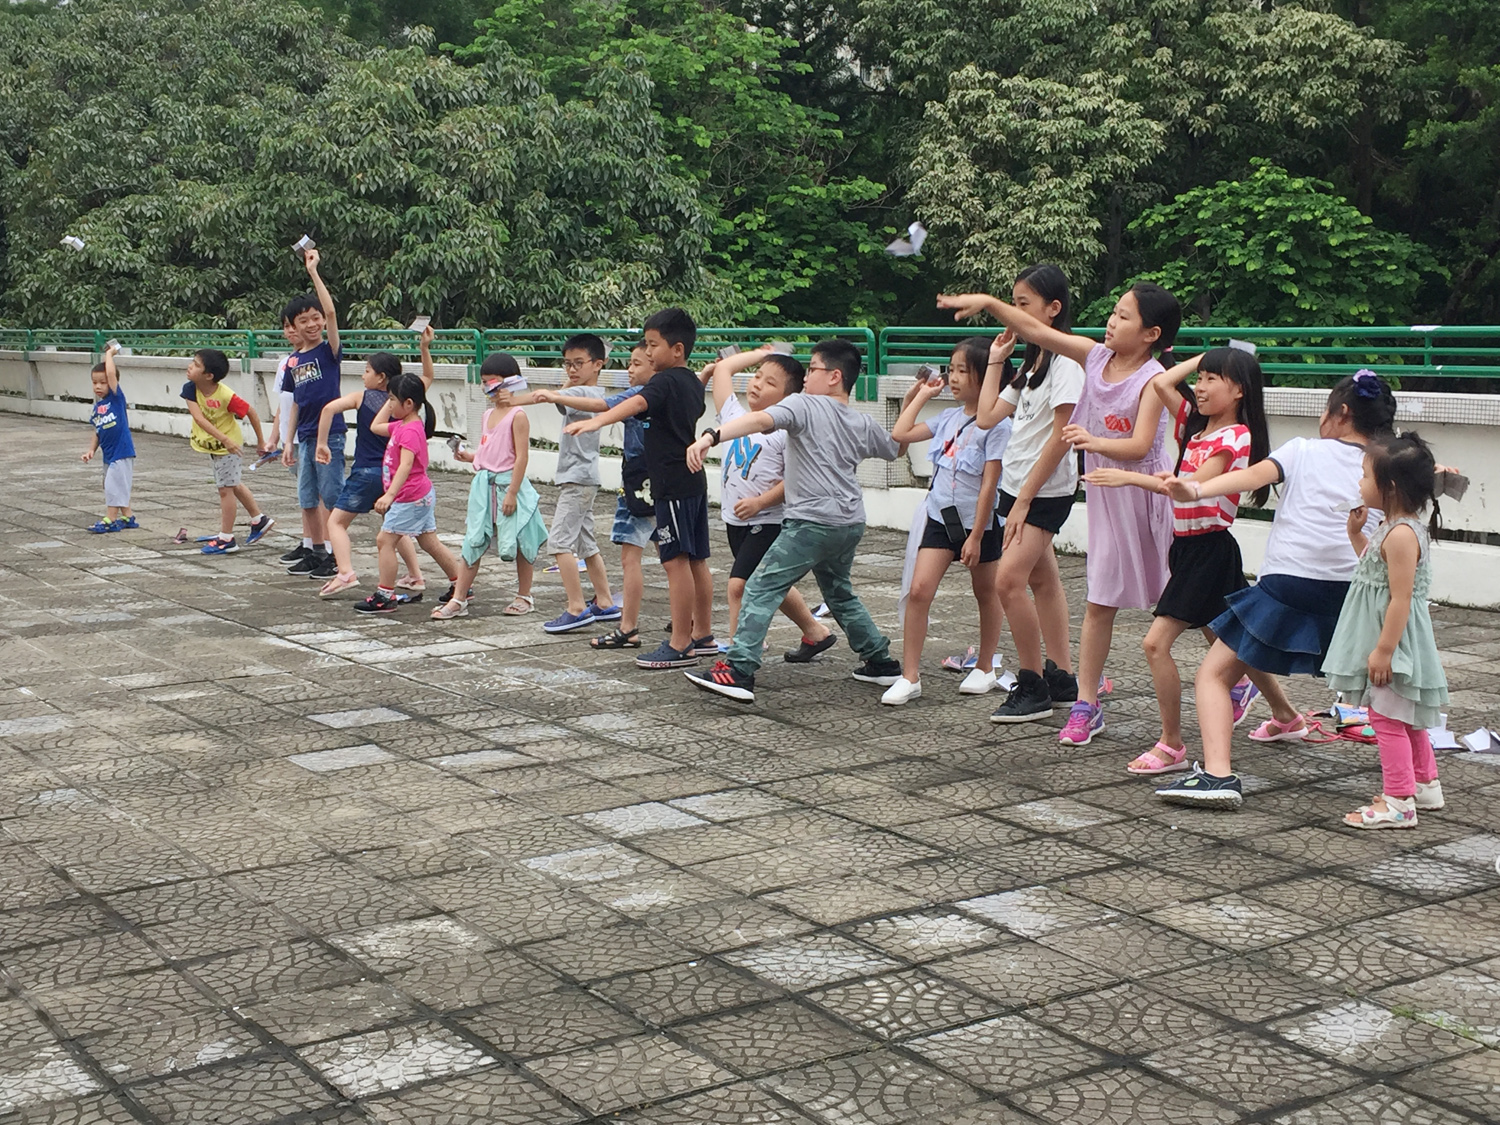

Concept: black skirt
[[1153, 529, 1249, 628]]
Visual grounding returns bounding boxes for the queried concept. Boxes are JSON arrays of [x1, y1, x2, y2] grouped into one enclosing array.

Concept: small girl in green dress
[[1324, 432, 1449, 829]]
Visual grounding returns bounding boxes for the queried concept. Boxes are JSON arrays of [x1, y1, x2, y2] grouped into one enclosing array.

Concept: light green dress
[[1323, 517, 1448, 729]]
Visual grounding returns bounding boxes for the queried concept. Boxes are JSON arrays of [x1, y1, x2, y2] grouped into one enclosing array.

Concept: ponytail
[[388, 372, 437, 438]]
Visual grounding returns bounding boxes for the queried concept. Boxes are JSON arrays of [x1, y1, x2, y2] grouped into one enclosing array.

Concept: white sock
[[303, 537, 314, 549], [324, 541, 334, 553]]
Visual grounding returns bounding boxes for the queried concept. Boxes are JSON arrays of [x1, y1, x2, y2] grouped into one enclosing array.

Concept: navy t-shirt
[[638, 367, 706, 501], [352, 389, 390, 469], [92, 385, 135, 462], [282, 341, 345, 442]]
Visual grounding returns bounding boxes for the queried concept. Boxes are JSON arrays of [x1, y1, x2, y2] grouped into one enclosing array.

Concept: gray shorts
[[211, 452, 243, 488], [546, 482, 600, 558], [103, 458, 134, 508]]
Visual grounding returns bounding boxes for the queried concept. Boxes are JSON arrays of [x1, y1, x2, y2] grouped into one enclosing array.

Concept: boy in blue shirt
[[81, 341, 138, 533], [278, 247, 346, 579]]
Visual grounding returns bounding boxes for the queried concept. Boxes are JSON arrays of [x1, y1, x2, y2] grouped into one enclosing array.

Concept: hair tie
[[1353, 369, 1382, 399]]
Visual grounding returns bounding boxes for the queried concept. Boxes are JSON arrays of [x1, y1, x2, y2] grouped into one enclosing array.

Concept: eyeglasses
[[807, 363, 833, 375], [562, 359, 595, 371]]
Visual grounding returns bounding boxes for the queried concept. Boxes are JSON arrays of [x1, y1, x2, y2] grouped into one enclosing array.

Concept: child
[[356, 373, 461, 614], [495, 334, 619, 632], [1154, 371, 1398, 807], [1324, 432, 1448, 828], [431, 355, 548, 620], [81, 342, 139, 532], [564, 308, 715, 669], [1081, 347, 1270, 774], [180, 349, 275, 555], [279, 247, 346, 580], [885, 337, 1010, 703], [972, 265, 1084, 715], [683, 339, 905, 703], [708, 345, 835, 659], [313, 333, 435, 597], [939, 282, 1180, 739]]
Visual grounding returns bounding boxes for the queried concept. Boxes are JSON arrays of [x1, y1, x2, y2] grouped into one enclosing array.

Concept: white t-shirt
[[1260, 437, 1379, 581], [995, 355, 1085, 498], [718, 393, 786, 526]]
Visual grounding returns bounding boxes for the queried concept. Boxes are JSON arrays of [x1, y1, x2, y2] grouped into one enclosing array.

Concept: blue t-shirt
[[92, 385, 136, 463], [282, 341, 345, 442], [604, 386, 646, 466], [925, 407, 1010, 528], [352, 389, 390, 470]]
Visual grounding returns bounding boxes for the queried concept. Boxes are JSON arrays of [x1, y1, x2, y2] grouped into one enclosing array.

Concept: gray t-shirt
[[765, 393, 900, 526], [554, 384, 601, 485]]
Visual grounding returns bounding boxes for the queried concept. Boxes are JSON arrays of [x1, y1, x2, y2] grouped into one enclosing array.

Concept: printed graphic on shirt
[[722, 436, 763, 482]]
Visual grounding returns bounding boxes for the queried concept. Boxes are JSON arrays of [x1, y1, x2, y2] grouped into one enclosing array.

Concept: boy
[[707, 346, 834, 660], [564, 308, 714, 668], [494, 333, 618, 632], [181, 349, 275, 555], [81, 341, 138, 532], [684, 339, 903, 703], [279, 247, 345, 580]]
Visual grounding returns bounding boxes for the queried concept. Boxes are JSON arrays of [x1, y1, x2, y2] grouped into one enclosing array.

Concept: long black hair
[[1368, 430, 1441, 533], [1014, 263, 1071, 391], [366, 351, 402, 386], [1174, 348, 1271, 507], [1127, 281, 1181, 363], [388, 372, 436, 438], [1325, 369, 1397, 438]]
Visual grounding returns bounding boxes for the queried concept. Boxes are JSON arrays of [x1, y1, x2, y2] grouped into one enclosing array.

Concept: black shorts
[[1154, 529, 1249, 628], [653, 495, 711, 562], [726, 521, 782, 581], [996, 490, 1075, 535], [918, 516, 1003, 563]]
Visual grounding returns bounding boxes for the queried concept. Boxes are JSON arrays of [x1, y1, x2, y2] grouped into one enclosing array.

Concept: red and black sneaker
[[685, 661, 756, 703], [353, 590, 400, 615]]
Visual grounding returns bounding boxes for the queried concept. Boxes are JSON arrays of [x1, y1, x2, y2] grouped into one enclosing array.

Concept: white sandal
[[502, 594, 534, 616], [1344, 794, 1417, 830], [396, 575, 426, 591], [431, 599, 469, 621]]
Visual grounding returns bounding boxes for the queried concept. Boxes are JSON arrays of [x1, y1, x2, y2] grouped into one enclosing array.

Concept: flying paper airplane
[[885, 222, 927, 257]]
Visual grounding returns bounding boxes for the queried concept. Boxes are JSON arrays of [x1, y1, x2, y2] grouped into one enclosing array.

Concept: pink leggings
[[1370, 707, 1439, 798]]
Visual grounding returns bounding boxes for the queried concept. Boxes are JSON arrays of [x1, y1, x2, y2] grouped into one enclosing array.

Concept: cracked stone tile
[[362, 1066, 584, 1124], [239, 980, 418, 1047], [721, 931, 903, 991], [1142, 1029, 1360, 1112], [1010, 1067, 1240, 1125], [521, 842, 664, 884], [907, 1014, 1104, 1094], [76, 1011, 260, 1082], [573, 802, 709, 838], [762, 1050, 982, 1125], [676, 1000, 875, 1076], [845, 912, 1004, 962], [932, 942, 1119, 1007], [1375, 967, 1500, 1045], [615, 1083, 814, 1124], [1030, 982, 1229, 1056], [956, 886, 1117, 939], [127, 1055, 333, 1125], [1269, 1082, 1479, 1125], [1395, 1051, 1500, 1120], [287, 743, 395, 772], [809, 970, 1003, 1040], [300, 1022, 496, 1097], [593, 961, 783, 1025], [328, 916, 491, 973], [668, 789, 800, 822], [0, 1044, 104, 1114], [1146, 893, 1323, 952], [524, 1034, 734, 1116], [1271, 1000, 1478, 1072], [306, 707, 410, 728]]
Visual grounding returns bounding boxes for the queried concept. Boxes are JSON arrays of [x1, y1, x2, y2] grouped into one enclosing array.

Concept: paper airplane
[[885, 222, 927, 257], [1436, 470, 1469, 502], [61, 236, 85, 251]]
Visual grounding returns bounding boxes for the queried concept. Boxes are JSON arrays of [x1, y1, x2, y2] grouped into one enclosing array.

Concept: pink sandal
[[1126, 741, 1190, 775], [1248, 714, 1309, 743], [319, 572, 360, 597], [396, 575, 426, 591]]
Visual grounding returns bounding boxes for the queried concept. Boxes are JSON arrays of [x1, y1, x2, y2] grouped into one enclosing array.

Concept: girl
[[1324, 432, 1448, 828], [431, 353, 548, 620], [355, 373, 462, 615], [1081, 347, 1270, 774], [971, 264, 1085, 718], [314, 337, 434, 597], [940, 281, 1181, 739], [1155, 371, 1399, 807], [886, 338, 1012, 703]]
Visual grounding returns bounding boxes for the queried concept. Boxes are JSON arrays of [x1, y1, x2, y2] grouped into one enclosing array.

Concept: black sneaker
[[281, 544, 311, 565], [307, 556, 338, 579], [851, 658, 902, 686], [784, 633, 838, 664], [1043, 659, 1078, 706], [1155, 763, 1244, 809], [353, 591, 400, 614], [684, 661, 756, 702], [440, 584, 475, 605], [989, 669, 1052, 723], [286, 553, 322, 575]]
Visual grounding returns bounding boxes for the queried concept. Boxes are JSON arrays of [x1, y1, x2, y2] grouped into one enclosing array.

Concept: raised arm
[[709, 347, 771, 414], [304, 247, 339, 355], [369, 396, 394, 438], [1150, 352, 1203, 420], [937, 293, 1094, 367], [418, 325, 434, 391], [102, 342, 120, 392], [977, 331, 1019, 430], [891, 378, 942, 444]]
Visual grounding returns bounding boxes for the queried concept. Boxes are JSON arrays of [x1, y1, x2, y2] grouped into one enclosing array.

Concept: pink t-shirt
[[382, 416, 431, 503]]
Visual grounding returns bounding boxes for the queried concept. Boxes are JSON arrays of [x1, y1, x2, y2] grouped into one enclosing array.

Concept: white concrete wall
[[5, 349, 1499, 607]]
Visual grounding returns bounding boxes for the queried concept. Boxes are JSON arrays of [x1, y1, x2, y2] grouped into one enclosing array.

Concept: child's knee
[[728, 577, 746, 598]]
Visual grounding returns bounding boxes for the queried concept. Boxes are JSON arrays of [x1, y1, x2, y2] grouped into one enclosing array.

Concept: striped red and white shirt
[[1174, 403, 1250, 535]]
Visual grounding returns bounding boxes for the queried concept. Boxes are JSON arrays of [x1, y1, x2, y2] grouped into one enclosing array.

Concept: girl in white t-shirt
[[1081, 346, 1269, 776], [968, 265, 1087, 719], [1154, 371, 1398, 809]]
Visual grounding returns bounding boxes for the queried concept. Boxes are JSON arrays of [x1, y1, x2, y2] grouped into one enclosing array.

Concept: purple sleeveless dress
[[1070, 345, 1173, 609]]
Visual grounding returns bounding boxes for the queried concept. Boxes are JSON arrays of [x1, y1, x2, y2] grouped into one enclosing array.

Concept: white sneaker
[[881, 677, 922, 706], [1415, 779, 1445, 810], [958, 667, 998, 695]]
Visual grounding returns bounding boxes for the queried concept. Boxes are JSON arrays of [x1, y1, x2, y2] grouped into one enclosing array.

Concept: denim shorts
[[334, 465, 384, 514], [611, 495, 655, 549], [381, 488, 437, 536], [297, 433, 345, 510]]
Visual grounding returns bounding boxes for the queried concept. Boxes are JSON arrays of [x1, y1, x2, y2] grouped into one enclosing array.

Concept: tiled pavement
[[3, 414, 1500, 1124]]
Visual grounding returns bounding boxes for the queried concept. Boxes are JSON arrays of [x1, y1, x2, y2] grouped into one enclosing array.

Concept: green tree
[[298, 0, 494, 47], [1113, 161, 1444, 326], [0, 0, 717, 328]]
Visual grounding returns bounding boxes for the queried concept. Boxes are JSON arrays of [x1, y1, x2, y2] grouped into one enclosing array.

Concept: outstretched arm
[[685, 408, 775, 472], [937, 293, 1094, 367], [1165, 457, 1279, 503], [103, 342, 120, 392], [304, 247, 339, 355], [564, 394, 649, 434]]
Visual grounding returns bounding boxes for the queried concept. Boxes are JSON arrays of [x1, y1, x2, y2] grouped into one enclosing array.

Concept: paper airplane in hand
[[885, 222, 928, 257]]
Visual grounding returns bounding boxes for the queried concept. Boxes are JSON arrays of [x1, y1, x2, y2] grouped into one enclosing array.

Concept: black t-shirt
[[638, 366, 707, 501]]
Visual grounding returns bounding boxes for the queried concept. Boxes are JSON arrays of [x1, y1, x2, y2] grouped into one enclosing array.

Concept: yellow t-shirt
[[181, 379, 249, 454]]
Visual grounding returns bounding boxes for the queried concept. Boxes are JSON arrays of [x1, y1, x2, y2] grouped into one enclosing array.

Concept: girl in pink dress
[[937, 283, 1182, 738]]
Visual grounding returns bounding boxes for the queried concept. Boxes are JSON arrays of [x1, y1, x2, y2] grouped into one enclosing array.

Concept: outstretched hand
[[936, 293, 997, 321]]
